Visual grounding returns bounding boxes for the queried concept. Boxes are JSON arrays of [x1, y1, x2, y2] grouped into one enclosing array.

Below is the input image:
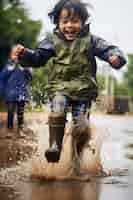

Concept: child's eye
[[61, 19, 69, 24], [72, 19, 79, 23], [61, 19, 79, 24], [60, 17, 80, 25]]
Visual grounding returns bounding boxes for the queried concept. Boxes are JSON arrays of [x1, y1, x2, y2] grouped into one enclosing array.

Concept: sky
[[23, 0, 133, 54]]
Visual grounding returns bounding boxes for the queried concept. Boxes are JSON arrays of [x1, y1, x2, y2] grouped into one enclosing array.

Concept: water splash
[[0, 113, 130, 183], [31, 120, 107, 180]]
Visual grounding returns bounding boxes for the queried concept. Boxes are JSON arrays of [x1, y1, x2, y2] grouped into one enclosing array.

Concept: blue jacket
[[0, 65, 11, 99], [0, 59, 33, 102]]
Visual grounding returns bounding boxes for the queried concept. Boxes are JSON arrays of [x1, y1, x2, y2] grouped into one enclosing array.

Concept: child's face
[[58, 8, 82, 41]]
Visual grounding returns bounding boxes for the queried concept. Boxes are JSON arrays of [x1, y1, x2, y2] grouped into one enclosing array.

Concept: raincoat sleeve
[[23, 67, 33, 81], [0, 71, 5, 98], [20, 39, 55, 68], [91, 34, 127, 69], [0, 62, 13, 97], [0, 62, 13, 81]]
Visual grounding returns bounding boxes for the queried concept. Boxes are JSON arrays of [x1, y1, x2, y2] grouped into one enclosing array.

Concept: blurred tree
[[0, 0, 42, 68], [30, 65, 49, 105], [97, 74, 106, 95], [29, 31, 52, 105], [124, 54, 133, 96], [114, 81, 129, 96], [97, 72, 129, 97]]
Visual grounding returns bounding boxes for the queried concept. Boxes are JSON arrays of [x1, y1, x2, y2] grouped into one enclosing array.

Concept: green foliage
[[0, 0, 42, 68], [97, 73, 130, 97], [97, 74, 105, 94], [114, 82, 129, 96], [30, 65, 49, 105], [124, 54, 133, 96]]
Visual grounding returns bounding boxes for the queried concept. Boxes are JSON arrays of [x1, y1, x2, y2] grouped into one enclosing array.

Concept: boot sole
[[45, 149, 60, 163]]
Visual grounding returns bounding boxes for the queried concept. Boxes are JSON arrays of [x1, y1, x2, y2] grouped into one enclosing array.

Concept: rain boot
[[71, 116, 90, 156], [17, 103, 26, 138], [45, 112, 66, 163], [18, 114, 24, 129], [17, 102, 25, 129], [7, 111, 14, 138], [7, 111, 14, 129]]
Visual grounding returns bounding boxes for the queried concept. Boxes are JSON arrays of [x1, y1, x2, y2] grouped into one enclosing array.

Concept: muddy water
[[0, 113, 133, 200]]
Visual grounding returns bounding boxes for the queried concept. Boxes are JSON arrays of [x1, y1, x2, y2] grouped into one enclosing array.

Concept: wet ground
[[0, 112, 133, 200]]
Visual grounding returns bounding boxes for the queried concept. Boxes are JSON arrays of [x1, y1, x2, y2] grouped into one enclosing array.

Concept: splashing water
[[0, 113, 130, 184], [30, 118, 108, 180]]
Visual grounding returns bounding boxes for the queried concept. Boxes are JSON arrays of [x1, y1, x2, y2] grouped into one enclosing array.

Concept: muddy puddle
[[0, 112, 132, 200]]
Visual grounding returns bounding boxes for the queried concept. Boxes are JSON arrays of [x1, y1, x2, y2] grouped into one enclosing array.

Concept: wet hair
[[48, 0, 91, 26]]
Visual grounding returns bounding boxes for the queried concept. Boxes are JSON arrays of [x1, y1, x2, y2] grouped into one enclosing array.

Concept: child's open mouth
[[64, 30, 78, 40]]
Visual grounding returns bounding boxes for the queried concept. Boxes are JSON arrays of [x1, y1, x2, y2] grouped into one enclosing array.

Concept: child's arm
[[91, 34, 127, 69], [11, 39, 55, 67]]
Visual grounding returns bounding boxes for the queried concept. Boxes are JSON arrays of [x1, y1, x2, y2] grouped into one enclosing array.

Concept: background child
[[0, 56, 33, 137], [10, 0, 126, 162]]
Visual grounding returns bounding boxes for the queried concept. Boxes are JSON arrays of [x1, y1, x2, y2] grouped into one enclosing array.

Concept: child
[[1, 54, 33, 137], [10, 0, 126, 162]]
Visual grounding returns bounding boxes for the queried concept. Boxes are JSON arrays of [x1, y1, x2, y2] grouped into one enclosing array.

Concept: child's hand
[[10, 44, 26, 63], [108, 55, 121, 68]]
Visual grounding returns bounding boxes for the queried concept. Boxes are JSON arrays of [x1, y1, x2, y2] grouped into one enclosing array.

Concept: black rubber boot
[[17, 102, 25, 128], [72, 118, 90, 156], [45, 113, 66, 163], [7, 111, 14, 129]]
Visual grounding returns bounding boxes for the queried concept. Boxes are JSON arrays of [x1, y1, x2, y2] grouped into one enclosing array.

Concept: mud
[[0, 112, 132, 200]]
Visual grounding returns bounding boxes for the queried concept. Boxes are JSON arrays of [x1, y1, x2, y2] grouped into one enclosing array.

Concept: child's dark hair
[[48, 0, 91, 26]]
